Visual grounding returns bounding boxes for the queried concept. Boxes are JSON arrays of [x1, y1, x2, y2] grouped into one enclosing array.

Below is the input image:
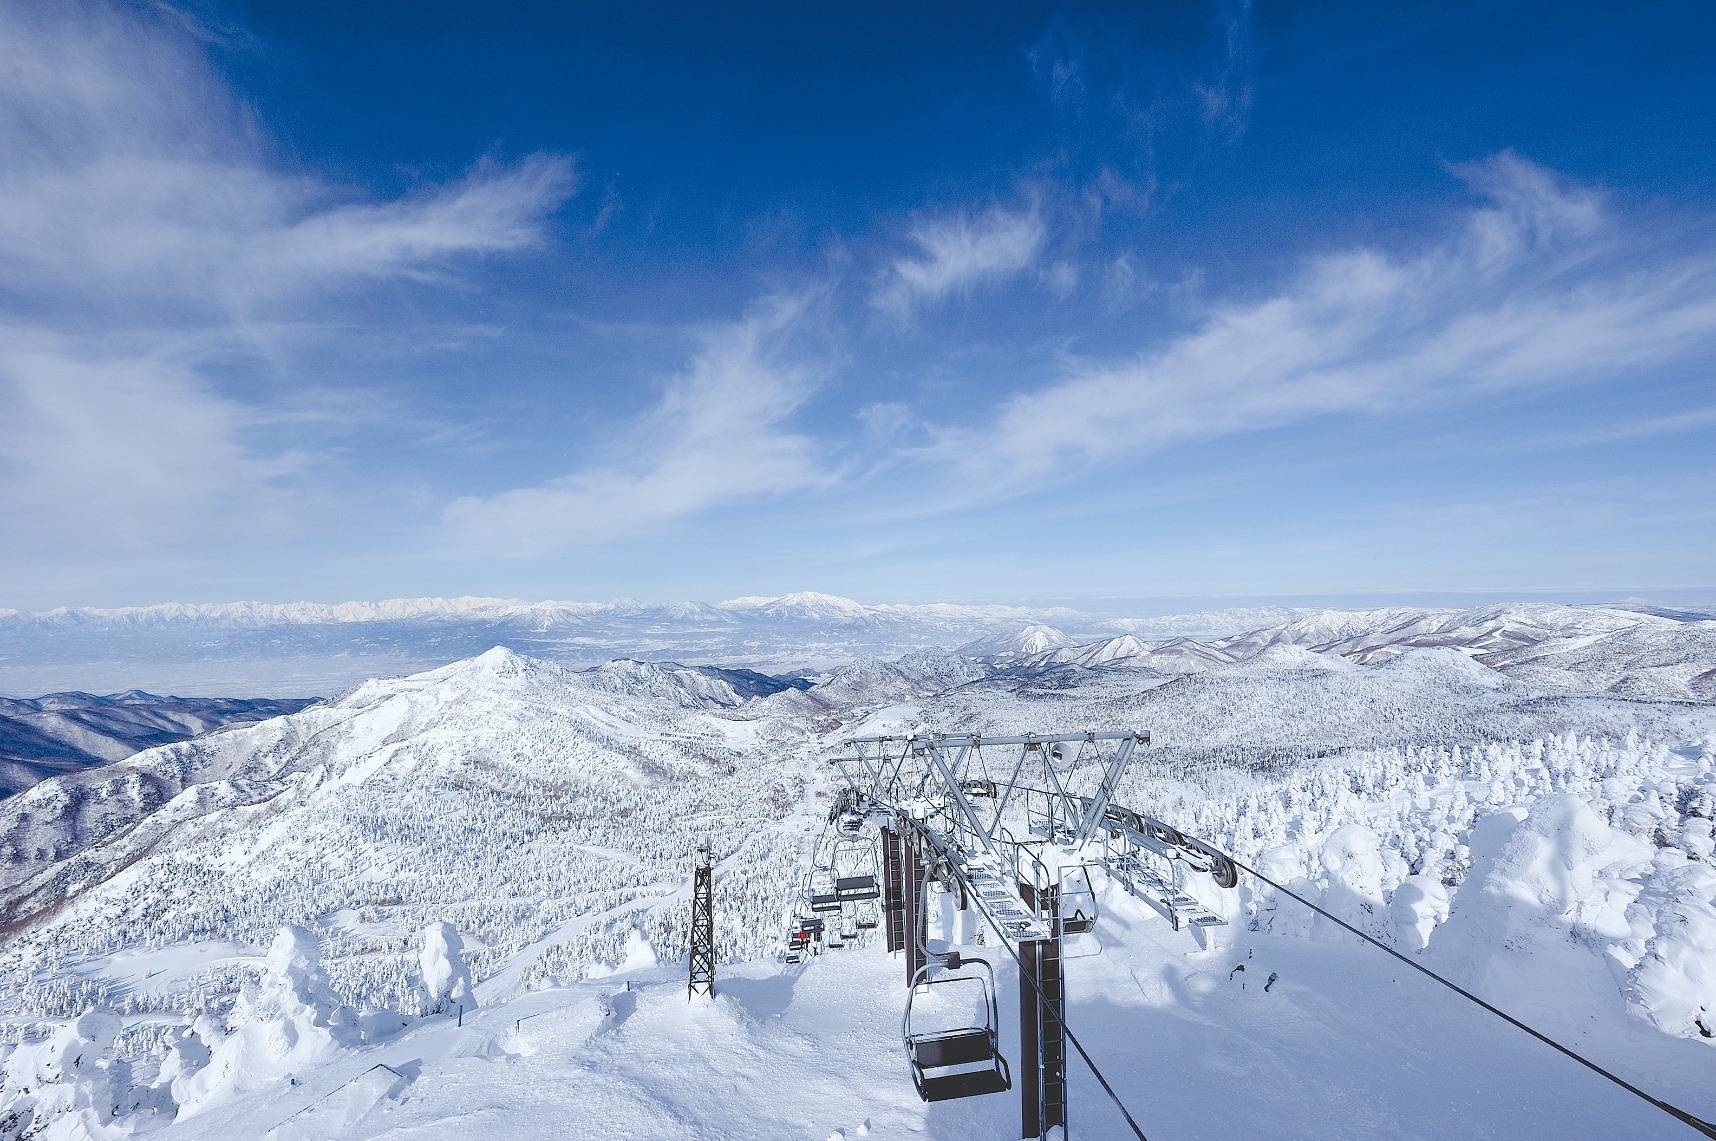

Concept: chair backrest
[[912, 1030, 994, 1069]]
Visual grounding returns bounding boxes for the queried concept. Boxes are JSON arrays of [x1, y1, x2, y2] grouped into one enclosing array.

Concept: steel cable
[[1223, 851, 1716, 1140], [964, 898, 1149, 1140]]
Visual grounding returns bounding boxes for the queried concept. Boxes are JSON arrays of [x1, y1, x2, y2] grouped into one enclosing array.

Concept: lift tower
[[689, 841, 716, 999]]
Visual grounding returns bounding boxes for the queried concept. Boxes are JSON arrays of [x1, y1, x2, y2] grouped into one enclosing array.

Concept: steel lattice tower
[[688, 841, 716, 999]]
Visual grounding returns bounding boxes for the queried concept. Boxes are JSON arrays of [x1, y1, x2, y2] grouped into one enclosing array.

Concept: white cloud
[[441, 294, 831, 554], [940, 153, 1716, 495], [0, 1, 573, 559], [871, 206, 1045, 318]]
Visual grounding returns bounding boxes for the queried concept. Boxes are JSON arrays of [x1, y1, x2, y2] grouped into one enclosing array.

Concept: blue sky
[[2, 0, 1714, 611]]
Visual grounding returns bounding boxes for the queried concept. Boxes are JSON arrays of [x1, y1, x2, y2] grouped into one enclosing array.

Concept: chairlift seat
[[809, 893, 843, 912], [908, 1030, 1012, 1102], [836, 875, 880, 900], [918, 1068, 1012, 1103]]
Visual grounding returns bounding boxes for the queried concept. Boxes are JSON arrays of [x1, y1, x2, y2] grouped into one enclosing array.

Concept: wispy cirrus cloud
[[934, 153, 1716, 496], [870, 205, 1046, 319], [0, 3, 573, 314], [441, 293, 832, 554], [0, 0, 573, 556]]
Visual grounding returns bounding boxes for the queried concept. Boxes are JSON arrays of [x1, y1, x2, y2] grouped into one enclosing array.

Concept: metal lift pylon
[[883, 823, 908, 954], [1019, 889, 1068, 1139], [688, 841, 716, 999], [902, 823, 928, 988]]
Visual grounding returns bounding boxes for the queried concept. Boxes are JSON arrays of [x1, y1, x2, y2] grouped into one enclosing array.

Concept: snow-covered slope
[[980, 602, 1716, 703], [0, 648, 819, 1023], [0, 692, 315, 798]]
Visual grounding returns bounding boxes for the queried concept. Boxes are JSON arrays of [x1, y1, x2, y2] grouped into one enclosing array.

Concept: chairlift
[[1057, 864, 1099, 936], [833, 837, 882, 901], [903, 953, 1012, 1103], [806, 866, 845, 912]]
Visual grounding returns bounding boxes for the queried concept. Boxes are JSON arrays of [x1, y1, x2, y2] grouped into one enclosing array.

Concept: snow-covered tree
[[418, 922, 475, 1015], [0, 1008, 167, 1139], [174, 926, 359, 1117]]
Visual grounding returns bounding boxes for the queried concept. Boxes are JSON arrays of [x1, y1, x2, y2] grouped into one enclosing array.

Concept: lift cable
[[1224, 851, 1716, 1140], [964, 890, 1149, 1140]]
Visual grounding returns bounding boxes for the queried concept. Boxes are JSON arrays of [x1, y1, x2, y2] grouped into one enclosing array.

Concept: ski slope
[[151, 891, 1713, 1140]]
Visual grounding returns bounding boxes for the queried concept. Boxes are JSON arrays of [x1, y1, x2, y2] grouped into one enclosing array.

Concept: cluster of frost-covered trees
[[1122, 732, 1716, 1042], [0, 923, 473, 1139]]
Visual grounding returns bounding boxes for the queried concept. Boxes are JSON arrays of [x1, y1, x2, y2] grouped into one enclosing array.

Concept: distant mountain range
[[0, 691, 317, 796], [0, 591, 1171, 696], [972, 602, 1716, 703], [1, 591, 1711, 698]]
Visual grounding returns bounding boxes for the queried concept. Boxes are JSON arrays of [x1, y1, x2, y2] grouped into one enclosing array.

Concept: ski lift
[[854, 898, 881, 931], [903, 953, 1012, 1102], [806, 867, 844, 912], [1180, 834, 1241, 889], [1057, 864, 1099, 936], [833, 837, 882, 901], [836, 876, 879, 901]]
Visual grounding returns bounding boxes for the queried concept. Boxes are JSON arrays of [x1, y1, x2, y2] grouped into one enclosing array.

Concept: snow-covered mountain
[[0, 648, 822, 1024], [988, 602, 1716, 703], [0, 692, 315, 798], [0, 593, 1120, 696], [1, 622, 1715, 1137], [10, 592, 1713, 701]]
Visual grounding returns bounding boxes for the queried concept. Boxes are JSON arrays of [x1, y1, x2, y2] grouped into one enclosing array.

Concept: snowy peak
[[1014, 624, 1075, 654], [960, 623, 1077, 659], [716, 591, 878, 623]]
